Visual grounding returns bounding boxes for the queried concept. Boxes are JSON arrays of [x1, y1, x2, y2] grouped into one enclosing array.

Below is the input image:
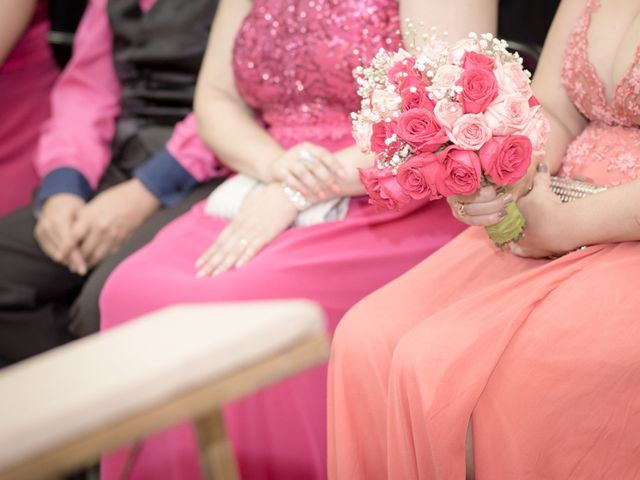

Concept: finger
[[234, 227, 268, 268], [311, 147, 346, 181], [35, 226, 64, 263], [509, 241, 526, 257], [462, 193, 513, 216], [453, 185, 498, 204], [66, 249, 88, 276], [283, 173, 311, 200], [304, 161, 337, 195], [463, 210, 507, 227], [532, 162, 551, 190], [291, 163, 324, 198], [196, 226, 233, 269], [87, 237, 117, 268], [50, 218, 79, 262], [204, 239, 244, 277], [79, 227, 103, 262], [197, 229, 238, 277], [235, 239, 261, 268]]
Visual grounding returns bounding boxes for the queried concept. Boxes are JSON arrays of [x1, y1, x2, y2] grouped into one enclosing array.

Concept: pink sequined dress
[[329, 1, 640, 478], [0, 1, 58, 215], [98, 1, 465, 479]]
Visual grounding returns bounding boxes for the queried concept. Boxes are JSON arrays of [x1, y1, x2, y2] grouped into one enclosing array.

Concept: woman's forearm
[[560, 179, 640, 249], [195, 90, 284, 183], [0, 0, 38, 64]]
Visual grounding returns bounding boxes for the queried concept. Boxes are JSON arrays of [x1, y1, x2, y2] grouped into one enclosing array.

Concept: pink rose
[[436, 145, 482, 196], [484, 94, 531, 135], [479, 135, 532, 186], [494, 61, 532, 97], [370, 120, 398, 155], [520, 106, 550, 156], [401, 85, 435, 111], [433, 100, 464, 130], [462, 50, 495, 71], [359, 167, 410, 210], [528, 95, 540, 107], [423, 39, 451, 63], [448, 38, 478, 64], [396, 108, 448, 153], [431, 65, 463, 91], [388, 57, 424, 89], [396, 153, 443, 200], [371, 89, 402, 117], [447, 113, 492, 150], [457, 67, 499, 114]]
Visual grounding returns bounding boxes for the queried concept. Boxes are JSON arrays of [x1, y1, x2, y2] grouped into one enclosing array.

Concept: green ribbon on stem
[[484, 201, 526, 247]]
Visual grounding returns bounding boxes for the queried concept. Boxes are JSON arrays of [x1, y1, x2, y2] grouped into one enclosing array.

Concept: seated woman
[[0, 0, 59, 215], [98, 0, 498, 478], [329, 0, 640, 478]]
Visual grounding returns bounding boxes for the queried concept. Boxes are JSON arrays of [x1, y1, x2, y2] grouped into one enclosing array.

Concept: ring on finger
[[455, 201, 467, 217], [298, 148, 315, 164], [238, 238, 249, 247]]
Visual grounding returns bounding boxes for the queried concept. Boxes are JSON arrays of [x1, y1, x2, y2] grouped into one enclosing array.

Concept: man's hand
[[34, 193, 87, 274], [72, 178, 161, 269]]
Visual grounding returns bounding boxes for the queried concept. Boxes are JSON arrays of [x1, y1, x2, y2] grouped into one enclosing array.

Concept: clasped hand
[[269, 142, 345, 201], [446, 164, 571, 258], [34, 179, 160, 275]]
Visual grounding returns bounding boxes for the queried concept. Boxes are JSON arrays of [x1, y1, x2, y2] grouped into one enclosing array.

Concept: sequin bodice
[[559, 0, 640, 185], [233, 0, 400, 148]]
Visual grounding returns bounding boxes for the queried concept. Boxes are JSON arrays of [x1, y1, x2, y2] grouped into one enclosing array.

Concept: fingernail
[[502, 193, 513, 204], [318, 191, 326, 200], [195, 257, 204, 268], [537, 163, 548, 173], [77, 265, 87, 276], [498, 209, 507, 218], [196, 270, 206, 279]]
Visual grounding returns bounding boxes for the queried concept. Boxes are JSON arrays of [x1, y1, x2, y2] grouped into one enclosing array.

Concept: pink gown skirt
[[328, 120, 640, 479], [98, 128, 465, 479], [0, 20, 58, 215]]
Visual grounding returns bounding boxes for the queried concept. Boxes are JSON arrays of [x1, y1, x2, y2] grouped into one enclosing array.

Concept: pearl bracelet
[[282, 183, 311, 211]]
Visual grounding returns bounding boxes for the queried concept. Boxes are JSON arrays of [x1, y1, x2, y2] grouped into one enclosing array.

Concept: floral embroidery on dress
[[559, 0, 640, 186]]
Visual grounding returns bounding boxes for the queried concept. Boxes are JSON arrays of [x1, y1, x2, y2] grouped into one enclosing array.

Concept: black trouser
[[0, 173, 220, 367]]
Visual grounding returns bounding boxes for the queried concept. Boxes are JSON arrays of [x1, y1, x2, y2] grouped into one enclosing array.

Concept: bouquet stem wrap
[[484, 201, 525, 246]]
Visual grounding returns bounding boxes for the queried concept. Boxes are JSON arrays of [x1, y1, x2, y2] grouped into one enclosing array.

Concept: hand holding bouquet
[[352, 32, 549, 246]]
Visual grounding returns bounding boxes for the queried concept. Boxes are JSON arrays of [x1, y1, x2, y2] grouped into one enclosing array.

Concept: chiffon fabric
[[0, 1, 58, 215], [328, 1, 640, 478], [98, 1, 465, 479]]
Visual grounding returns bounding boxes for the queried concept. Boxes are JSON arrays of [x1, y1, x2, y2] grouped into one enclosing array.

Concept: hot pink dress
[[0, 1, 58, 215], [329, 1, 640, 479], [98, 1, 465, 479]]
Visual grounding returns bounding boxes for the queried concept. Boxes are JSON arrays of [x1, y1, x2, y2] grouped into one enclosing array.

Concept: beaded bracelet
[[282, 183, 311, 211], [549, 176, 607, 203]]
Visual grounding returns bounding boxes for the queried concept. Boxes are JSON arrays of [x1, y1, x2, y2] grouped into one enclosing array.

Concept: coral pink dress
[[328, 1, 640, 479], [98, 1, 465, 479], [0, 1, 58, 215]]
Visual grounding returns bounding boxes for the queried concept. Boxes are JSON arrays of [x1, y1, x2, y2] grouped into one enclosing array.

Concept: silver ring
[[298, 148, 314, 164], [239, 238, 249, 247]]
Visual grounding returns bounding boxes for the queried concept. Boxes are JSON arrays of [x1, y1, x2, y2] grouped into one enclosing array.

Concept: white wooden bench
[[0, 300, 328, 480]]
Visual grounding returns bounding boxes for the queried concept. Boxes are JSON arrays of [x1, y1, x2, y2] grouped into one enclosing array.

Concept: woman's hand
[[269, 143, 345, 201], [196, 183, 298, 277], [447, 185, 512, 226], [446, 157, 540, 226], [509, 164, 574, 258]]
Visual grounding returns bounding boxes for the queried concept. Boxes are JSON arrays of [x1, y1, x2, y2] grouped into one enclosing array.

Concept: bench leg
[[195, 410, 239, 480]]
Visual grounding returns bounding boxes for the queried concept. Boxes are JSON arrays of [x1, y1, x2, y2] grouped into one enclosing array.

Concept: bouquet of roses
[[352, 32, 549, 246]]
